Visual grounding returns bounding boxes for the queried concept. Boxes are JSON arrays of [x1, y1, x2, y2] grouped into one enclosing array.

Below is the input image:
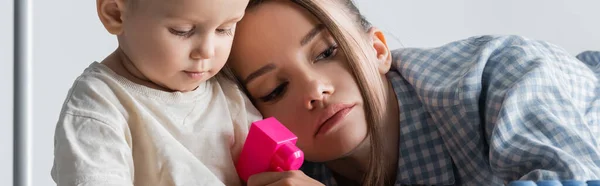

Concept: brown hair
[[223, 0, 389, 185]]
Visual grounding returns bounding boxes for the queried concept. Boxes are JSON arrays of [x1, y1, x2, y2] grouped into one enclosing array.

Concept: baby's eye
[[169, 27, 195, 37], [216, 28, 234, 36]]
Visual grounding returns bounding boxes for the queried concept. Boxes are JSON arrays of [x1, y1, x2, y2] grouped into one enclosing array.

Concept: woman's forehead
[[242, 1, 321, 33], [230, 2, 321, 69]]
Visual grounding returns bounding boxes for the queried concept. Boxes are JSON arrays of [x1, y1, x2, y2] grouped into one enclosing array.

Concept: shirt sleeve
[[52, 113, 133, 186], [480, 36, 600, 181]]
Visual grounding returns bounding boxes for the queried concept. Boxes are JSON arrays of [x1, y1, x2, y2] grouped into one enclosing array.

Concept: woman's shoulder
[[389, 35, 585, 79], [391, 35, 565, 63], [387, 35, 595, 107]]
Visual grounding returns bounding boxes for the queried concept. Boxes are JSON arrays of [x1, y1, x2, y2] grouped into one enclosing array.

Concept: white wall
[[32, 0, 116, 185], [355, 0, 600, 54], [27, 0, 600, 186], [1, 0, 14, 185]]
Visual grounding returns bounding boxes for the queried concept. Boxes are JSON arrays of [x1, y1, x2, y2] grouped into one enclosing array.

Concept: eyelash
[[169, 27, 195, 38], [169, 27, 234, 38], [259, 82, 288, 102], [216, 28, 234, 36], [315, 44, 338, 62], [258, 44, 339, 102]]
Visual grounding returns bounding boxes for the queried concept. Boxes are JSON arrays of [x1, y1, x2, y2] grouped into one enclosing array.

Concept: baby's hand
[[247, 170, 324, 186]]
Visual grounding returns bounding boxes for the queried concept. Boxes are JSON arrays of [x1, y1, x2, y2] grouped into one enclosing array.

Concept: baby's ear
[[367, 27, 392, 74], [97, 0, 127, 35]]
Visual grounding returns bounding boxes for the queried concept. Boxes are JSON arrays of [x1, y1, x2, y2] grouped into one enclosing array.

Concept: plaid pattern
[[577, 51, 600, 70], [300, 35, 600, 185]]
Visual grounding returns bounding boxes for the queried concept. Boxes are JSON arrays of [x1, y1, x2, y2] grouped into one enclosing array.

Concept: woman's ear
[[368, 27, 392, 75], [368, 27, 392, 74], [97, 0, 127, 35]]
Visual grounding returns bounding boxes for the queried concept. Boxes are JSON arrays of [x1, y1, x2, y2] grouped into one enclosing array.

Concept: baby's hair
[[240, 0, 390, 185]]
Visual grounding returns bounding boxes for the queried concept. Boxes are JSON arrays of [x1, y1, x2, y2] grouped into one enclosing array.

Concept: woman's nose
[[303, 78, 334, 110]]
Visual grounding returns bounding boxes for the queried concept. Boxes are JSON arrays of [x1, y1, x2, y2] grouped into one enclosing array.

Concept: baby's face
[[119, 0, 248, 92]]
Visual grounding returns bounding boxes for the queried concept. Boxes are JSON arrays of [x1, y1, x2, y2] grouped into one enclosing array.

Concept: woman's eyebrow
[[300, 24, 325, 46], [243, 25, 324, 85], [244, 63, 277, 85]]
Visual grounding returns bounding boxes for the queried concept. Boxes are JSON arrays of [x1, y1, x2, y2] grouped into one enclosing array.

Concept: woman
[[223, 0, 600, 185]]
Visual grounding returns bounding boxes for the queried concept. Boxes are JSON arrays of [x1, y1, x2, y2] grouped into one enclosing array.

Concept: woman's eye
[[259, 82, 289, 102], [315, 44, 339, 62], [169, 27, 195, 37]]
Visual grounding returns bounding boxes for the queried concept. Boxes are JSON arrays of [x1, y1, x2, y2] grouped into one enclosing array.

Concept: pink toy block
[[236, 117, 304, 182]]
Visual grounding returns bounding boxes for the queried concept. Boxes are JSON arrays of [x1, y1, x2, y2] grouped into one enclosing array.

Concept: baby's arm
[[52, 113, 133, 186]]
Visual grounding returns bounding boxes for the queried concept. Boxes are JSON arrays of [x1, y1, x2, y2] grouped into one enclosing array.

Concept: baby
[[51, 0, 260, 185]]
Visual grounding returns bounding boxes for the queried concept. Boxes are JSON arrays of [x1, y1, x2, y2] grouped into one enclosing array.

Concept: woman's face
[[228, 1, 368, 162]]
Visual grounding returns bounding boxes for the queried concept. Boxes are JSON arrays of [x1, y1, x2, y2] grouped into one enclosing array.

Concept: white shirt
[[52, 62, 262, 186]]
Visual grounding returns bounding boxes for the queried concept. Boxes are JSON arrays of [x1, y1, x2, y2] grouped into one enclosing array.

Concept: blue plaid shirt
[[577, 51, 600, 70], [300, 35, 600, 185]]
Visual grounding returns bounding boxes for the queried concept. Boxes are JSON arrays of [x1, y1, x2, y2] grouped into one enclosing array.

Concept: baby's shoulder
[[59, 62, 129, 124]]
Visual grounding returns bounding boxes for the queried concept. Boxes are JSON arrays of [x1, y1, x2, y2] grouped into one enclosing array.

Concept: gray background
[[1, 0, 599, 185]]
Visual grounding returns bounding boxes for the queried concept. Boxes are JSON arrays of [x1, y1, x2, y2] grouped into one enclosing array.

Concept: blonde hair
[[222, 0, 389, 185]]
